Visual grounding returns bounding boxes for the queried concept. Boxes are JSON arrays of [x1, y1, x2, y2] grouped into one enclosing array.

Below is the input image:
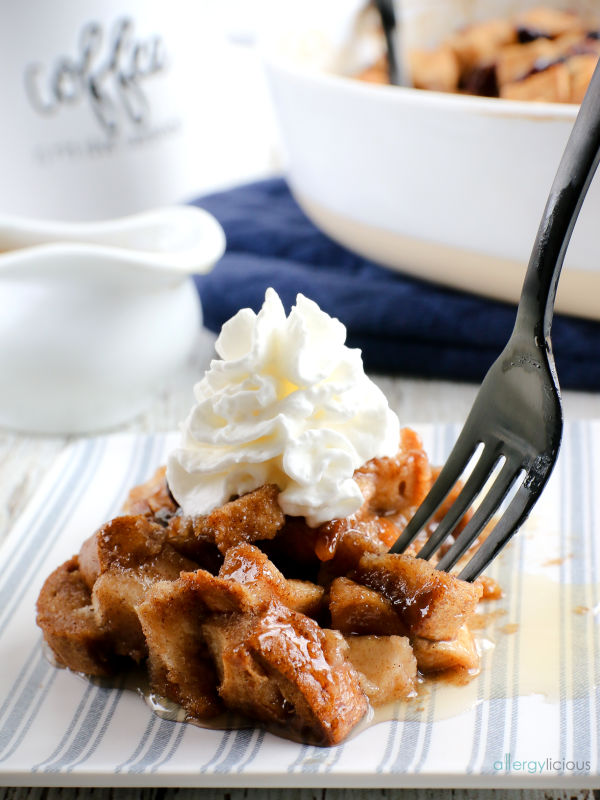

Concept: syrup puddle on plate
[[44, 571, 599, 744], [146, 572, 600, 738]]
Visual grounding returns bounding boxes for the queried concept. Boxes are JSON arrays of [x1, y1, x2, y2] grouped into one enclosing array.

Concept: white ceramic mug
[[0, 0, 276, 220]]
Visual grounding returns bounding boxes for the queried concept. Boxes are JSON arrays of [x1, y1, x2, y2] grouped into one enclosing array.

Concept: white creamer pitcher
[[0, 206, 225, 434]]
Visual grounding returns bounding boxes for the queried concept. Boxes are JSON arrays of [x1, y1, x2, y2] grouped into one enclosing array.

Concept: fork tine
[[417, 444, 502, 560], [435, 458, 522, 572], [458, 482, 539, 582], [390, 434, 481, 553]]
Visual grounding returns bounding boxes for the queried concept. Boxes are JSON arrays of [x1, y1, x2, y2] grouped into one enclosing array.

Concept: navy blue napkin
[[192, 178, 600, 391]]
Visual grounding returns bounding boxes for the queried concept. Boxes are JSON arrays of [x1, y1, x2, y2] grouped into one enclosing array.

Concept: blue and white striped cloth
[[1, 423, 599, 788]]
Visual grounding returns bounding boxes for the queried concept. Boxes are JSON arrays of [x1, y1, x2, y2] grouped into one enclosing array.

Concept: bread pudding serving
[[37, 290, 496, 746], [360, 6, 600, 104]]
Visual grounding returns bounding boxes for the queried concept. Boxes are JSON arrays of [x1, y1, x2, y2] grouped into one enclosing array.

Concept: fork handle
[[374, 0, 402, 86], [516, 59, 600, 340]]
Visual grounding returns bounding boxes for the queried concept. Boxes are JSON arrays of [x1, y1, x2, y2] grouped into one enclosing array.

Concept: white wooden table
[[1, 328, 599, 800]]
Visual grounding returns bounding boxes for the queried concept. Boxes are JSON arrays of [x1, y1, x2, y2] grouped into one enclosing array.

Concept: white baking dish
[[262, 0, 600, 320]]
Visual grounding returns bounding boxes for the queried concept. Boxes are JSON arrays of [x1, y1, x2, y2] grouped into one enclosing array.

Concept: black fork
[[374, 0, 402, 86], [390, 60, 600, 581]]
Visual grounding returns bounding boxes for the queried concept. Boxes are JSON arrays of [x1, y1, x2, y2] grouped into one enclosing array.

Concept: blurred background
[[1, 0, 600, 436], [0, 0, 284, 218]]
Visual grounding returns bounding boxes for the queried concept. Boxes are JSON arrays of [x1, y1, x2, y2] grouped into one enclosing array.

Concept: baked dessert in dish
[[358, 6, 600, 103], [37, 290, 498, 746]]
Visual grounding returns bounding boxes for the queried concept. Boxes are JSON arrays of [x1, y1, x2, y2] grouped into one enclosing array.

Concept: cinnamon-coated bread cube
[[411, 624, 479, 673], [329, 577, 404, 635], [500, 61, 571, 102], [87, 515, 197, 661], [175, 484, 285, 555], [36, 556, 115, 676], [353, 552, 482, 640], [345, 634, 417, 705], [122, 465, 177, 520], [202, 601, 368, 745], [409, 45, 460, 92], [448, 19, 516, 70], [219, 543, 324, 617], [136, 579, 221, 718]]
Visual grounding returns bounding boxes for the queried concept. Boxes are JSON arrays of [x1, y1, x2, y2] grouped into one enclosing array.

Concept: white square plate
[[1, 423, 598, 788]]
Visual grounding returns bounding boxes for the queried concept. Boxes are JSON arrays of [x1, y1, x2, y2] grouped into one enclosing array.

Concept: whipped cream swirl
[[167, 289, 400, 526]]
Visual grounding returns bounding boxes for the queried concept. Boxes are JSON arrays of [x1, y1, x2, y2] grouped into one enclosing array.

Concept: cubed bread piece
[[219, 542, 284, 598], [179, 568, 254, 613], [500, 62, 571, 102], [345, 634, 417, 705], [89, 515, 197, 661], [475, 573, 503, 600], [122, 465, 177, 520], [355, 428, 432, 514], [78, 514, 171, 589], [219, 543, 324, 617], [136, 579, 221, 718], [92, 572, 153, 661], [357, 55, 389, 85], [190, 484, 285, 554], [329, 577, 404, 635], [36, 557, 115, 676], [315, 513, 400, 572], [203, 613, 289, 723], [411, 625, 479, 673], [515, 7, 584, 38], [353, 553, 482, 640], [496, 37, 560, 85], [78, 532, 102, 589], [409, 44, 460, 92], [164, 515, 222, 571], [179, 545, 325, 621], [448, 19, 516, 71], [568, 53, 598, 103], [285, 579, 326, 619], [202, 602, 368, 745], [80, 515, 167, 576], [496, 30, 584, 88]]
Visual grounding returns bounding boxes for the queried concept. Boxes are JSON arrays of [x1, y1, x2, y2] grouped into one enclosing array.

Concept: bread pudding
[[36, 290, 497, 746], [359, 6, 600, 103]]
